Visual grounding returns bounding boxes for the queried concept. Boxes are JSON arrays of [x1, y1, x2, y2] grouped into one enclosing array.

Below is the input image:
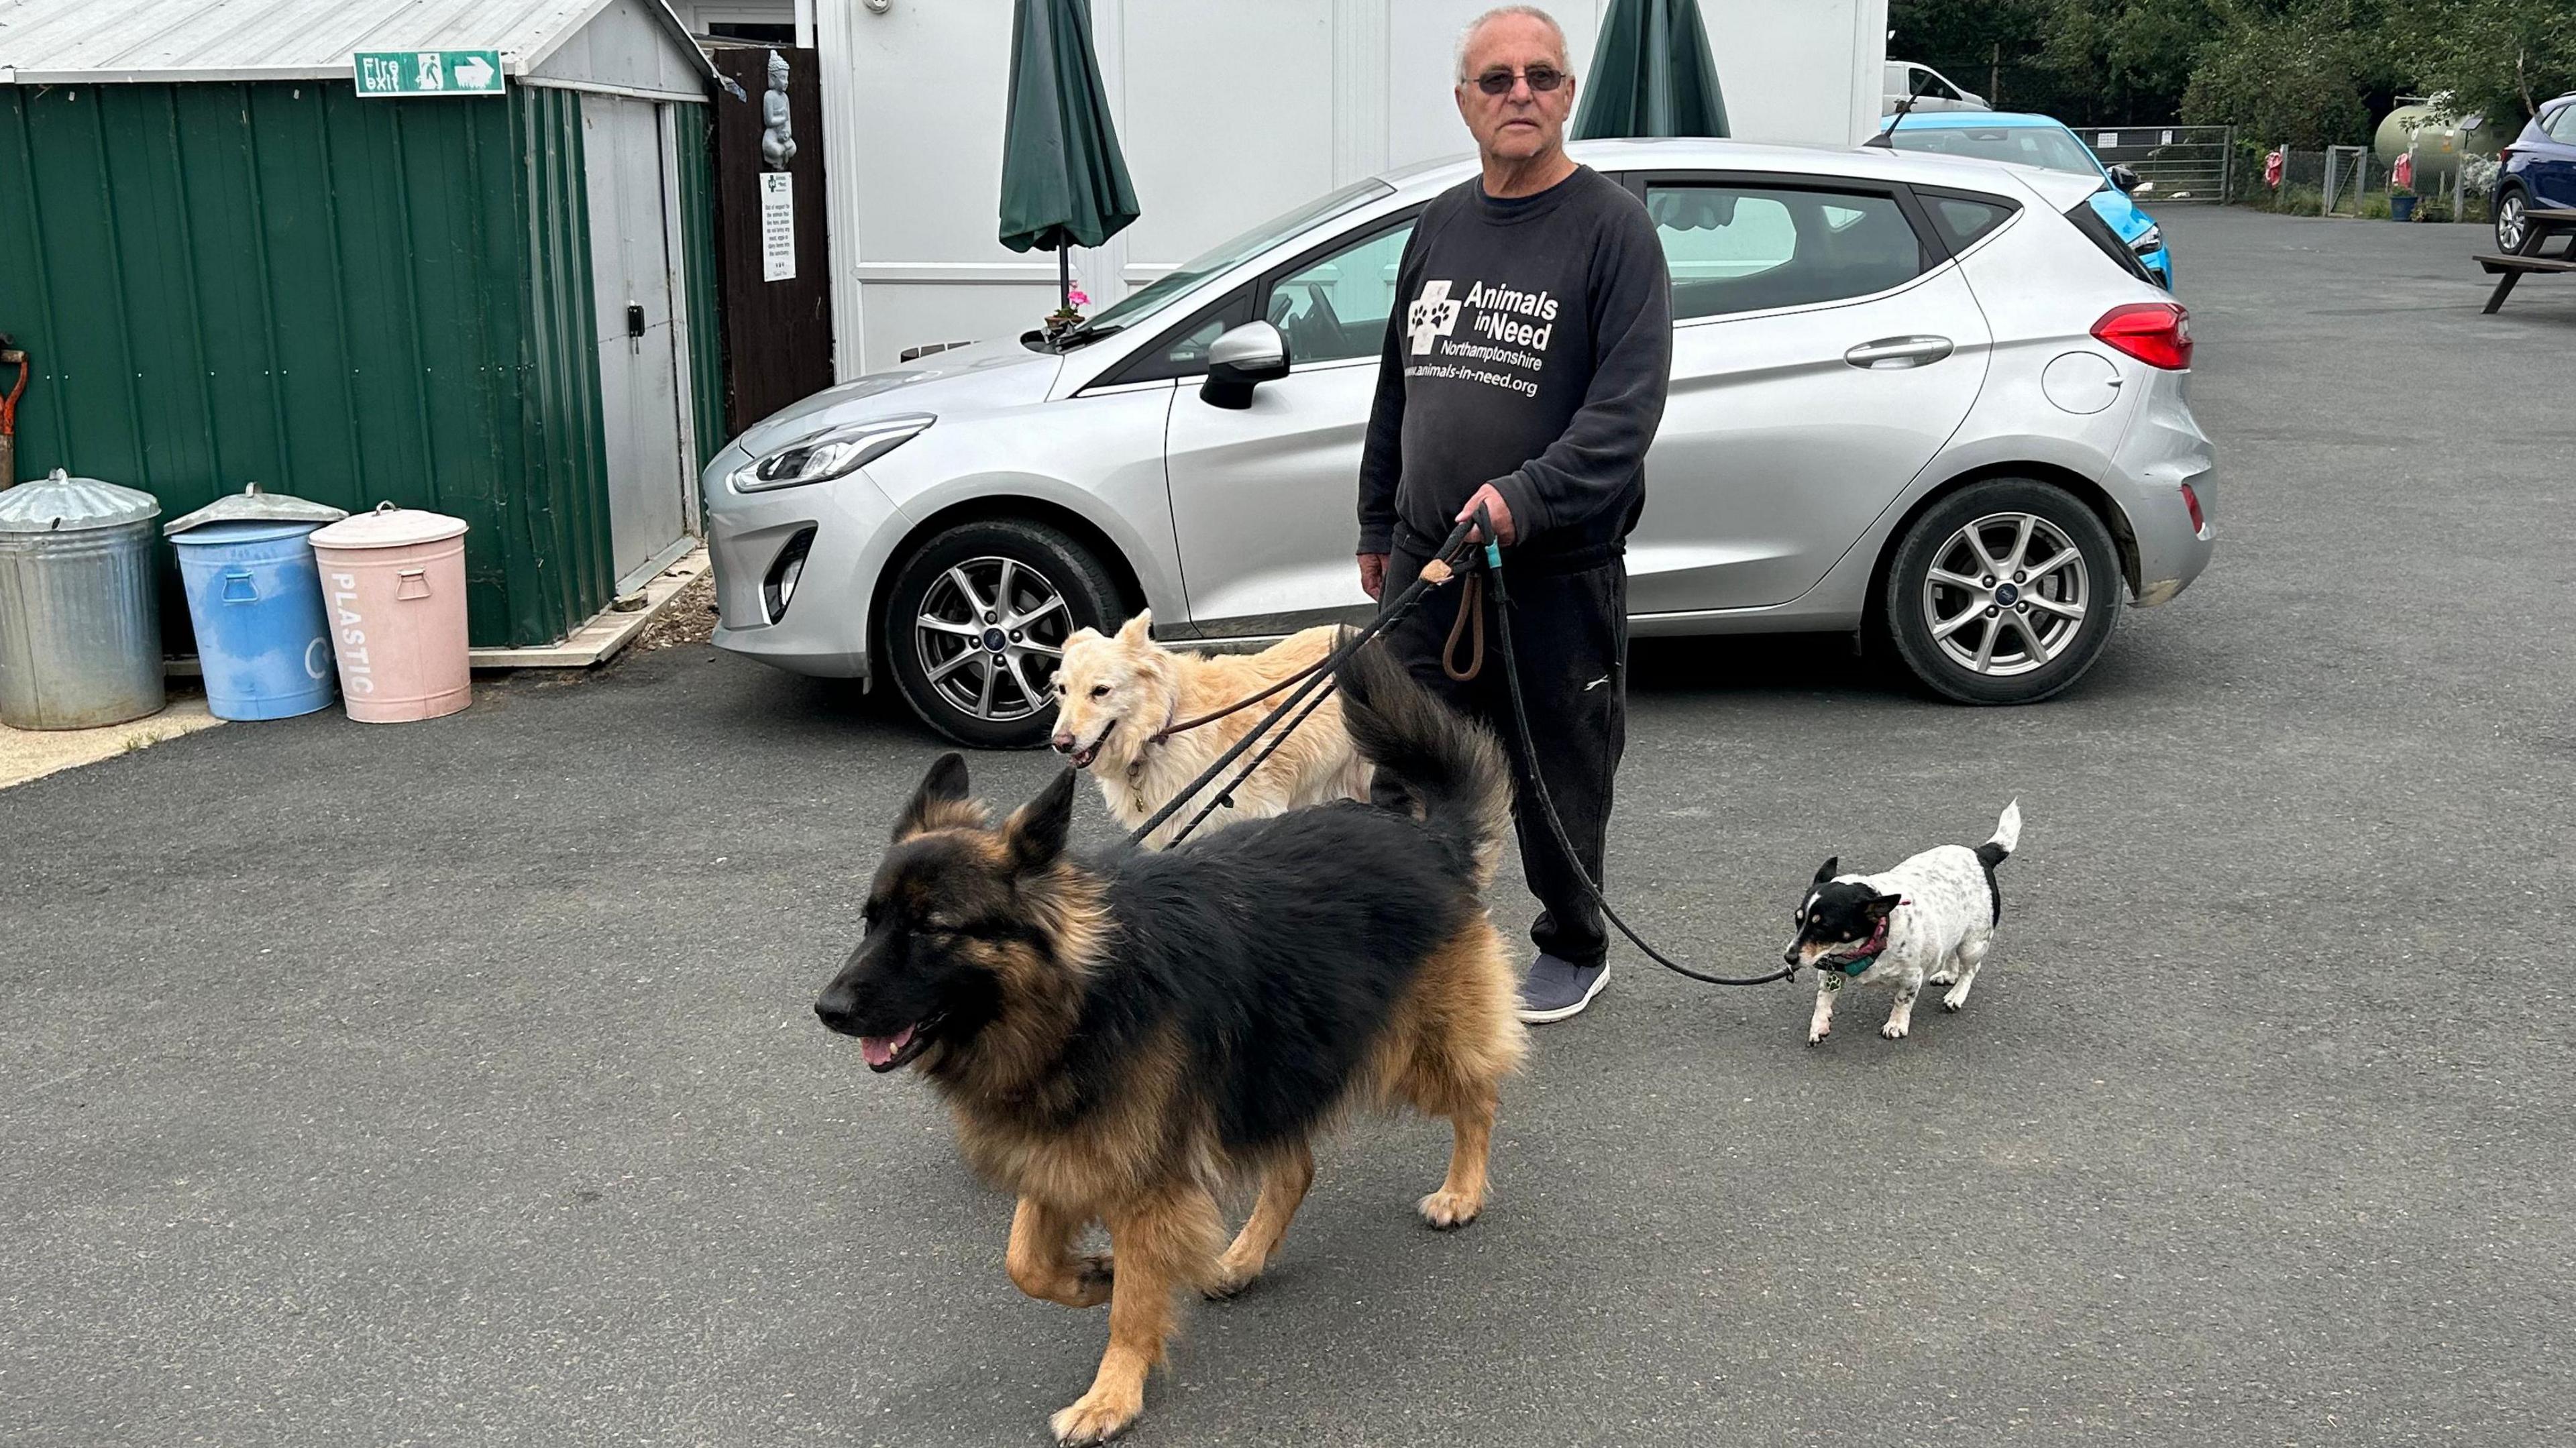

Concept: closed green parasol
[[1572, 0, 1730, 140], [997, 0, 1141, 315]]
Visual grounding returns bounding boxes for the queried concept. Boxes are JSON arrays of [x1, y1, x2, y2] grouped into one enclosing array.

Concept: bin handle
[[221, 569, 258, 604], [396, 567, 431, 601]]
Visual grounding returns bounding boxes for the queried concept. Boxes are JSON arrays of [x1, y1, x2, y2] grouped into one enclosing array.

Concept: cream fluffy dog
[[1048, 613, 1368, 849]]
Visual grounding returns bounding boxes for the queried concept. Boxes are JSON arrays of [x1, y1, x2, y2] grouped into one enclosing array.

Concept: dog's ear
[[1864, 893, 1902, 920], [893, 753, 987, 840], [1116, 610, 1153, 643], [1812, 857, 1839, 885], [1003, 767, 1079, 873]]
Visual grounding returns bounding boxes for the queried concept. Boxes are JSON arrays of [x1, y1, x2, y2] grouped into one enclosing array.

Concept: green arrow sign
[[354, 50, 504, 97]]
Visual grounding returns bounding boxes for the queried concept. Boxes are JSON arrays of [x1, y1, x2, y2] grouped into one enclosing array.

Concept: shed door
[[582, 94, 692, 593]]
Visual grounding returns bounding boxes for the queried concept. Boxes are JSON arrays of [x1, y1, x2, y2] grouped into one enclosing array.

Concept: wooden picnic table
[[2473, 205, 2576, 313]]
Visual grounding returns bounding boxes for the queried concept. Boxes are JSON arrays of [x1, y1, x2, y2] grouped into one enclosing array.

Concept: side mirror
[[2108, 164, 2141, 193], [1200, 321, 1290, 410]]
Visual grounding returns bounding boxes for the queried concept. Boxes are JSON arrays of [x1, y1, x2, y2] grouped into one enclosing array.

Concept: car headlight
[[731, 414, 934, 493], [2128, 225, 2164, 256]]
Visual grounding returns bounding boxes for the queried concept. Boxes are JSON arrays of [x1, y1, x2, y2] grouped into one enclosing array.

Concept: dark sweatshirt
[[1356, 165, 1672, 571]]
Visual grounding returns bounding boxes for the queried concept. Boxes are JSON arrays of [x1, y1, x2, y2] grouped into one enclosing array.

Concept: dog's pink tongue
[[859, 1024, 916, 1068]]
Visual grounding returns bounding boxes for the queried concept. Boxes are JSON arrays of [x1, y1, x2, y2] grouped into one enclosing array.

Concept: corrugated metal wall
[[0, 80, 634, 649], [507, 83, 614, 646], [672, 101, 729, 472]]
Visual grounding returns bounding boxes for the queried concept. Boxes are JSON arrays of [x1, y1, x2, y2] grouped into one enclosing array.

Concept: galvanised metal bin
[[166, 484, 349, 722], [0, 469, 164, 730]]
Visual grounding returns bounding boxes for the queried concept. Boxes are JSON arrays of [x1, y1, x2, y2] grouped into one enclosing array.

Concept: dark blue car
[[2496, 92, 2576, 255]]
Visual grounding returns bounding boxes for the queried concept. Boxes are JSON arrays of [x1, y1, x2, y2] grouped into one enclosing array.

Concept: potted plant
[[2389, 150, 2418, 221], [2390, 185, 2418, 222], [1042, 287, 1092, 342]]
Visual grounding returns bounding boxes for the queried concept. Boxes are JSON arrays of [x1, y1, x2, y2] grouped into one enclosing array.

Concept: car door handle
[[1844, 335, 1954, 369]]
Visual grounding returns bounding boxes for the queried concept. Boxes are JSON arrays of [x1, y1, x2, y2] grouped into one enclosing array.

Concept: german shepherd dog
[[815, 641, 1526, 1445]]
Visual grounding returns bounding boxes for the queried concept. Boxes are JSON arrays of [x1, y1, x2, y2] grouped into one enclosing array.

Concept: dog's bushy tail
[[1335, 635, 1513, 885], [1976, 799, 2023, 870]]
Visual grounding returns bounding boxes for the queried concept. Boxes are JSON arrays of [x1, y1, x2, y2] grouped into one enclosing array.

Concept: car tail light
[[2092, 302, 2192, 370], [2182, 482, 2206, 533]]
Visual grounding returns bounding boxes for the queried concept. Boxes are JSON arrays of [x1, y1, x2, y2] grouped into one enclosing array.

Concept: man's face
[[1454, 15, 1575, 165]]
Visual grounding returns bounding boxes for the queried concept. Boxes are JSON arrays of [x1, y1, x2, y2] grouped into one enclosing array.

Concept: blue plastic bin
[[170, 520, 339, 720]]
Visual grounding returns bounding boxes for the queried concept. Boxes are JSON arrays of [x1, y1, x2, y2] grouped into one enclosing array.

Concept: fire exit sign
[[354, 50, 504, 97]]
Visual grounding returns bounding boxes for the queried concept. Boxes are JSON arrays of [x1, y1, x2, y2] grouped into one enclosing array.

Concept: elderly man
[[1357, 5, 1672, 1023]]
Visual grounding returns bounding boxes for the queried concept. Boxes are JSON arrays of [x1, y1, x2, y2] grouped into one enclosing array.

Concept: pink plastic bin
[[307, 504, 472, 724]]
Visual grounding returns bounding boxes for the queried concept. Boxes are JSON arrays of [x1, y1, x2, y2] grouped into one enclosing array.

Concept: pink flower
[[1066, 288, 1091, 309]]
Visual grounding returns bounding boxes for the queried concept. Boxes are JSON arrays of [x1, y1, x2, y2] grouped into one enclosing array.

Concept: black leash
[[1126, 508, 1793, 989], [1124, 516, 1481, 850], [1475, 515, 1797, 989]]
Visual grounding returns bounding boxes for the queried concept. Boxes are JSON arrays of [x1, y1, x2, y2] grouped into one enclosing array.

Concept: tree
[[2180, 1, 2397, 144], [2393, 0, 2576, 130]]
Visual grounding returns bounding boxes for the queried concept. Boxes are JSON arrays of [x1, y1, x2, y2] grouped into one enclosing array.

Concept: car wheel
[[881, 518, 1125, 748], [2496, 186, 2533, 256], [1884, 478, 2122, 705]]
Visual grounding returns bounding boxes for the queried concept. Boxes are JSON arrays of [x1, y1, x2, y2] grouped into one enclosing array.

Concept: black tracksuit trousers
[[1371, 546, 1627, 968]]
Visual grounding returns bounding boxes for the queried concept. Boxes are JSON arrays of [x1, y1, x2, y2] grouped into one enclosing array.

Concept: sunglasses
[[1467, 65, 1567, 96]]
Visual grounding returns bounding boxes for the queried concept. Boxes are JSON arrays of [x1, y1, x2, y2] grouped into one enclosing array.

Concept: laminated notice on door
[[761, 173, 796, 282]]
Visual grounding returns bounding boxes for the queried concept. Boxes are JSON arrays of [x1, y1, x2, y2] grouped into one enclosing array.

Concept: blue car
[[1878, 111, 2174, 288], [2495, 91, 2576, 255]]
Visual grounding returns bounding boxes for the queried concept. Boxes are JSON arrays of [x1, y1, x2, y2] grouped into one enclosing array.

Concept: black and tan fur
[[814, 640, 1526, 1445]]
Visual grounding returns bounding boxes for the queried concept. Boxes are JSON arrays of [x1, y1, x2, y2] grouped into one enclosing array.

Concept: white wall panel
[[1119, 0, 1337, 268], [821, 0, 1886, 376]]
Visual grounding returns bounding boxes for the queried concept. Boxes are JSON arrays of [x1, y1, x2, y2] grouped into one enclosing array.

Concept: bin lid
[[309, 501, 469, 549], [0, 469, 161, 534], [164, 482, 349, 538]]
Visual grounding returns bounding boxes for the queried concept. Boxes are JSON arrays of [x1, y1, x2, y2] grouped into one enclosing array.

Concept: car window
[[1888, 124, 2102, 176], [1928, 194, 2017, 250], [1647, 184, 1927, 321], [1096, 286, 1253, 386], [1264, 222, 1414, 366], [2548, 105, 2576, 143], [1082, 178, 1392, 335]]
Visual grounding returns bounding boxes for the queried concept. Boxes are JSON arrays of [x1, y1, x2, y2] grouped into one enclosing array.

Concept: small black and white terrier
[[1784, 801, 2021, 1045]]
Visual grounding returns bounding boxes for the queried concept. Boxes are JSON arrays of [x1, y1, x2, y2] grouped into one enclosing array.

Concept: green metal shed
[[0, 0, 727, 651]]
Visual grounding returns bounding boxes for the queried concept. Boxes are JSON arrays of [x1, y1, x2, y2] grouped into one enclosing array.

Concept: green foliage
[[2179, 3, 2387, 146], [1892, 0, 2571, 144], [2391, 0, 2576, 131]]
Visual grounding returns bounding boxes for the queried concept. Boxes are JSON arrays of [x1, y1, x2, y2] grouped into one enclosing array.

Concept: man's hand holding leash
[[1360, 485, 1517, 600]]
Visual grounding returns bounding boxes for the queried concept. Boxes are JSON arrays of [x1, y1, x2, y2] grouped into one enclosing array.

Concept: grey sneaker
[[1517, 954, 1608, 1023]]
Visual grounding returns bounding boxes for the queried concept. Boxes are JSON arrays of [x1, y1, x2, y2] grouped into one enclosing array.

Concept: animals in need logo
[[1405, 278, 1559, 398]]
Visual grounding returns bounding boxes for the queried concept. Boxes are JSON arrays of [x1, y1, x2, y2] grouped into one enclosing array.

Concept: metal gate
[[2077, 124, 2235, 203], [2322, 145, 2371, 216]]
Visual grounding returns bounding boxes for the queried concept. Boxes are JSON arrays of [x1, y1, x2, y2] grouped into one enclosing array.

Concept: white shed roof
[[0, 0, 712, 86]]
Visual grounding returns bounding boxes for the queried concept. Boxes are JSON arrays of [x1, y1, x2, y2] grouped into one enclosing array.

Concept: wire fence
[[2225, 143, 2497, 222]]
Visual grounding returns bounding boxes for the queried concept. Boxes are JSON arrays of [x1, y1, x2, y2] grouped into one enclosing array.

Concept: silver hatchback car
[[704, 138, 2214, 747]]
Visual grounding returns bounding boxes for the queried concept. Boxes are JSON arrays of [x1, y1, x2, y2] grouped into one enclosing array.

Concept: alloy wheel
[[1921, 512, 2091, 678], [2498, 192, 2527, 254], [913, 555, 1070, 722]]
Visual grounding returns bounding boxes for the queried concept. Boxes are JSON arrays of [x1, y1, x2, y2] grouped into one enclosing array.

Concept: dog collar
[[1825, 911, 1898, 975]]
